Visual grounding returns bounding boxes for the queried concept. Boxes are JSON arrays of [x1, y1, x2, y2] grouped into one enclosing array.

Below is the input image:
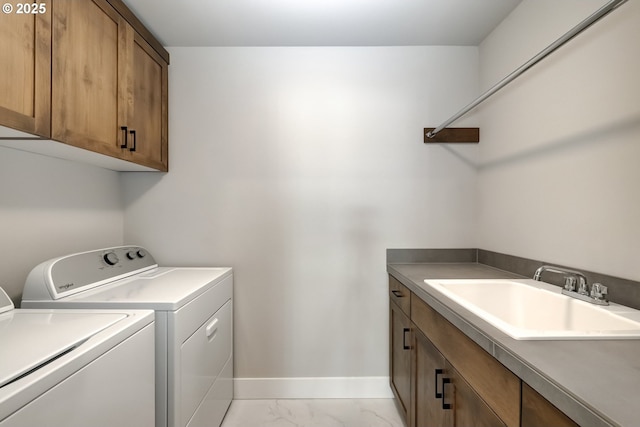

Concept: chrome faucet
[[533, 265, 608, 305]]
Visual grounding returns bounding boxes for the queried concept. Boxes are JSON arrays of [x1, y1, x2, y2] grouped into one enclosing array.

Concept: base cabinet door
[[412, 329, 452, 427], [390, 301, 412, 423], [447, 362, 507, 427], [521, 383, 578, 427]]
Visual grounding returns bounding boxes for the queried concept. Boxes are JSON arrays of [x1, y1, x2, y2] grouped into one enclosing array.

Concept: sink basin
[[422, 279, 640, 340]]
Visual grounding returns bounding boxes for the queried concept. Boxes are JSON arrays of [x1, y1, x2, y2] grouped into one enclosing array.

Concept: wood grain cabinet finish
[[521, 383, 579, 427], [119, 28, 168, 170], [0, 0, 168, 171], [447, 362, 507, 427], [390, 298, 412, 422], [411, 294, 521, 427], [51, 0, 123, 158], [411, 329, 452, 427], [0, 0, 51, 137], [52, 0, 168, 171], [390, 276, 411, 316], [412, 319, 507, 427], [389, 274, 582, 427]]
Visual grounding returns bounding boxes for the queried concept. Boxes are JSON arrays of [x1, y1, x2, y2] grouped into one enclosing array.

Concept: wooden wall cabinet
[[0, 0, 169, 171], [389, 275, 578, 427], [51, 0, 168, 171], [0, 0, 51, 137]]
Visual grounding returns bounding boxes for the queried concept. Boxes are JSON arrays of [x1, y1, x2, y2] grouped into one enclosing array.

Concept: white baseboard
[[233, 376, 394, 399]]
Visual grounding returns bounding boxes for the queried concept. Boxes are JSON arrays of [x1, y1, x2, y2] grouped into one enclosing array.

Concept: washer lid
[[0, 311, 126, 388]]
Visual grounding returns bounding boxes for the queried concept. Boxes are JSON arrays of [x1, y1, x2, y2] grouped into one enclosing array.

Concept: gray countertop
[[388, 262, 640, 427]]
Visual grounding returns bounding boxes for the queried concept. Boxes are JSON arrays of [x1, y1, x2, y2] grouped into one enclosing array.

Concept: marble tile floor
[[221, 399, 405, 427]]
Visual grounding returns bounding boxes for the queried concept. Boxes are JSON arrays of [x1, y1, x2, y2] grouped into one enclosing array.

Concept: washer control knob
[[126, 251, 136, 260], [103, 252, 119, 266], [136, 249, 146, 258]]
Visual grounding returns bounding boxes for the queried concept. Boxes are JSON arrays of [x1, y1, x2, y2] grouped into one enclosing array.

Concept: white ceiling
[[123, 0, 522, 47]]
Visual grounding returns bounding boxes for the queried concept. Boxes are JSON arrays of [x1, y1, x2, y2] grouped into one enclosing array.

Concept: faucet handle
[[564, 276, 577, 292], [590, 283, 608, 302], [578, 277, 589, 295]]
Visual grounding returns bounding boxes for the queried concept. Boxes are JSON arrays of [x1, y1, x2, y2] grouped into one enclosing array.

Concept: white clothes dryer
[[21, 246, 233, 427], [0, 287, 155, 427]]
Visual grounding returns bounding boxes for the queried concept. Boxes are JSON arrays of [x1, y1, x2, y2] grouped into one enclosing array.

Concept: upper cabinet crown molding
[[0, 0, 169, 172]]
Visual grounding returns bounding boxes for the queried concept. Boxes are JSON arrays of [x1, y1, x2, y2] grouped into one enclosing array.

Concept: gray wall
[[122, 46, 480, 394], [477, 0, 640, 281], [0, 148, 123, 305]]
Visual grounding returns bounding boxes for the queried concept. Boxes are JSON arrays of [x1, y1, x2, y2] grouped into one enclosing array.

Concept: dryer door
[[179, 300, 232, 427]]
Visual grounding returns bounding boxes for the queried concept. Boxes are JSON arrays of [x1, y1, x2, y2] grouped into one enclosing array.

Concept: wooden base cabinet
[[389, 275, 579, 427]]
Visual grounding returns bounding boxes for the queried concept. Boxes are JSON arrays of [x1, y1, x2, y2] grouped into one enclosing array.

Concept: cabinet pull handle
[[129, 130, 137, 152], [442, 377, 452, 410], [391, 290, 403, 298], [435, 368, 444, 398], [206, 318, 219, 340], [120, 126, 128, 148], [402, 328, 411, 350]]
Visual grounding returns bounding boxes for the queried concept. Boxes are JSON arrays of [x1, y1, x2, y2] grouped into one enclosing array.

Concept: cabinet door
[[412, 329, 452, 427], [390, 301, 412, 422], [121, 29, 168, 171], [412, 296, 521, 427], [51, 0, 126, 157], [521, 383, 578, 427], [0, 1, 51, 137], [446, 361, 507, 427]]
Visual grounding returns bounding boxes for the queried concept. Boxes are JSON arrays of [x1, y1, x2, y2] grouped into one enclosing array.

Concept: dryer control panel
[[22, 246, 158, 301]]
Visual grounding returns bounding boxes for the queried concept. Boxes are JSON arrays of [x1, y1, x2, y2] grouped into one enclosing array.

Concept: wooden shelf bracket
[[424, 128, 479, 144]]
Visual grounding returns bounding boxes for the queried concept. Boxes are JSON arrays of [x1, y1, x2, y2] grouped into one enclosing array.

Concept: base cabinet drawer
[[389, 276, 411, 316]]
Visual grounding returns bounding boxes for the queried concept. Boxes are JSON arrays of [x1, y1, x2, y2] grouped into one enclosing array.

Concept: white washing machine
[[0, 287, 155, 426], [21, 246, 233, 427]]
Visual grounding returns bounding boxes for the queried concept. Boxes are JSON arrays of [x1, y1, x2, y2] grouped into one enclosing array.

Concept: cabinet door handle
[[391, 290, 403, 298], [129, 130, 137, 152], [206, 318, 219, 340], [402, 328, 411, 350], [442, 377, 452, 410], [120, 126, 128, 148], [435, 368, 444, 398]]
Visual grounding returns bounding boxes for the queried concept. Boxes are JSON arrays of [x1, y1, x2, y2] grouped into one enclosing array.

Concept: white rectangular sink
[[423, 279, 640, 340]]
